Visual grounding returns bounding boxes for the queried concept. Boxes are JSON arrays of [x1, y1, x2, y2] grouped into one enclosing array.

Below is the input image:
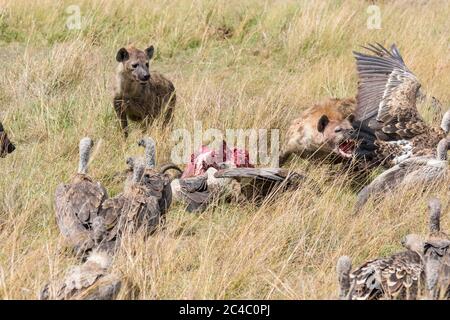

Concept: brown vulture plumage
[[354, 138, 449, 213], [138, 137, 172, 218], [54, 137, 108, 256], [346, 234, 424, 300], [353, 43, 450, 167], [98, 138, 170, 247]]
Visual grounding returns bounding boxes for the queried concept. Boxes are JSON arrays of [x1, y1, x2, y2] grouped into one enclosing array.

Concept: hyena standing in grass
[[113, 45, 176, 137]]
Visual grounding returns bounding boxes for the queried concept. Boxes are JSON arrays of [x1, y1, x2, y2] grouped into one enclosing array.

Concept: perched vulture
[[54, 137, 108, 256], [213, 167, 320, 203], [355, 138, 449, 213], [39, 250, 121, 300], [352, 43, 450, 168], [347, 234, 424, 300], [137, 137, 173, 218], [423, 198, 450, 299], [122, 156, 138, 193], [0, 121, 15, 157], [99, 160, 161, 247], [103, 137, 172, 241]]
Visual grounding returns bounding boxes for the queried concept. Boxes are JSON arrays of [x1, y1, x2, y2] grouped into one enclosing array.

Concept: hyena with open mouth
[[279, 98, 362, 166]]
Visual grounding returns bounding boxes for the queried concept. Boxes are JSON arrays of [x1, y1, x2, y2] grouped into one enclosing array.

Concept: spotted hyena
[[279, 98, 357, 166], [113, 45, 176, 137]]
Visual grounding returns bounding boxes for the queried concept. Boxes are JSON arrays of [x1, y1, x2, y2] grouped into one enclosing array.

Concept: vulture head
[[428, 198, 442, 234], [401, 234, 425, 255]]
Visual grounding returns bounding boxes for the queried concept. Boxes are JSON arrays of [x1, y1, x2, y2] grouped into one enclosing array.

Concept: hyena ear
[[116, 48, 129, 62], [317, 115, 329, 133], [145, 45, 154, 60]]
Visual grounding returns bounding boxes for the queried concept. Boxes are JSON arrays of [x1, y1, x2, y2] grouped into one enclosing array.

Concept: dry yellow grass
[[0, 0, 449, 299]]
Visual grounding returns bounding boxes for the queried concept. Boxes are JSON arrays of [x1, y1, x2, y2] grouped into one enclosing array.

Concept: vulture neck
[[143, 138, 156, 168], [436, 139, 449, 161], [440, 110, 450, 133], [429, 209, 441, 234], [78, 138, 92, 174], [132, 164, 145, 183], [425, 259, 441, 298], [336, 256, 352, 299]]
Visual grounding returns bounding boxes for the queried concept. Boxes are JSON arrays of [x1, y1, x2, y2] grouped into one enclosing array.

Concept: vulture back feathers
[[347, 234, 424, 300], [54, 137, 108, 256], [353, 43, 449, 167]]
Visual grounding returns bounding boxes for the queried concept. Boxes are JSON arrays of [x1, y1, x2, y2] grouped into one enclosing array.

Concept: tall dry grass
[[0, 0, 449, 299]]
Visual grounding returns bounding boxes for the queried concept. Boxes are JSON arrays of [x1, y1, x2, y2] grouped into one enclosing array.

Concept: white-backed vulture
[[137, 137, 172, 218], [352, 43, 450, 167], [355, 138, 449, 212], [54, 137, 108, 256], [346, 234, 424, 300]]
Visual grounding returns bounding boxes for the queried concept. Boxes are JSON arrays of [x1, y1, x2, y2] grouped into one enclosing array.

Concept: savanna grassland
[[0, 0, 449, 299]]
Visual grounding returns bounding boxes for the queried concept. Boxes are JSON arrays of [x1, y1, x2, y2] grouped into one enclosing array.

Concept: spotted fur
[[279, 98, 356, 166], [113, 45, 176, 137]]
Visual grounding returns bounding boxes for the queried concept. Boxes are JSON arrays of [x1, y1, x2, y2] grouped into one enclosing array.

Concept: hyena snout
[[134, 66, 150, 83], [337, 127, 355, 139]]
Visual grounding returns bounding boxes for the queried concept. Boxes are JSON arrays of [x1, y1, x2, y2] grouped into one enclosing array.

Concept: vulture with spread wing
[[54, 137, 108, 256], [343, 234, 424, 300], [213, 167, 320, 203], [353, 43, 450, 167]]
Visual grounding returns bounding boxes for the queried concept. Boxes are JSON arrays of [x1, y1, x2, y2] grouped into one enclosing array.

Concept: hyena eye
[[131, 63, 138, 69], [145, 62, 149, 68]]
